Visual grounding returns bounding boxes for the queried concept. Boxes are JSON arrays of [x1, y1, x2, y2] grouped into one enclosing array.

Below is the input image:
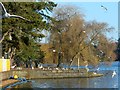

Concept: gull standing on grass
[[0, 2, 31, 22]]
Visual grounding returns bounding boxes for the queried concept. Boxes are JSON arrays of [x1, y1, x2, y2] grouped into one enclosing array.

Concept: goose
[[0, 2, 31, 22]]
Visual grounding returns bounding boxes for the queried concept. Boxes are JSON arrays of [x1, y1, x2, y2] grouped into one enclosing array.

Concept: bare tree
[[50, 5, 115, 67]]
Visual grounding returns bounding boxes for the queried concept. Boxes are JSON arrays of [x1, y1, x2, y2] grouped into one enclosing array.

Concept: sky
[[52, 0, 119, 2], [41, 1, 118, 43]]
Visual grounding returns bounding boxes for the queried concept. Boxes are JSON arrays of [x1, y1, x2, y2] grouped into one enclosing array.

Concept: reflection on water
[[10, 61, 119, 89]]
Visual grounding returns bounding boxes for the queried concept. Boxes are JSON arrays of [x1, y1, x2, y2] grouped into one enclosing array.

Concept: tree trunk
[[9, 48, 16, 66], [57, 52, 61, 67], [34, 61, 38, 68]]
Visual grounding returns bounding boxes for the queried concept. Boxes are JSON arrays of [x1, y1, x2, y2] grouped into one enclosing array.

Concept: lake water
[[7, 61, 119, 89]]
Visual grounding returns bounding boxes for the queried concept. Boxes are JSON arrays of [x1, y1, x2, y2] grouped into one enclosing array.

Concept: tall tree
[[50, 5, 84, 67], [49, 5, 114, 67], [1, 2, 57, 66]]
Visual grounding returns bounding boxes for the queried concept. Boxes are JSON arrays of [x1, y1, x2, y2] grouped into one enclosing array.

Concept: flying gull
[[112, 70, 117, 78], [0, 2, 31, 22], [101, 5, 107, 11]]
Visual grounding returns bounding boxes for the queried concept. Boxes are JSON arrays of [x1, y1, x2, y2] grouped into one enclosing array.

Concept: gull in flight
[[84, 61, 89, 72], [112, 70, 117, 78], [0, 2, 31, 22], [95, 67, 100, 72], [96, 67, 100, 71], [101, 5, 107, 11]]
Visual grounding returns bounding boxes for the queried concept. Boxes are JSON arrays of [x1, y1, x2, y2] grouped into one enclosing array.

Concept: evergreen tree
[[2, 2, 57, 66]]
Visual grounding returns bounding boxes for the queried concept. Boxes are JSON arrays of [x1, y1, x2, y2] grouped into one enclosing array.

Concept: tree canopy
[[49, 5, 116, 67], [1, 2, 57, 67]]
